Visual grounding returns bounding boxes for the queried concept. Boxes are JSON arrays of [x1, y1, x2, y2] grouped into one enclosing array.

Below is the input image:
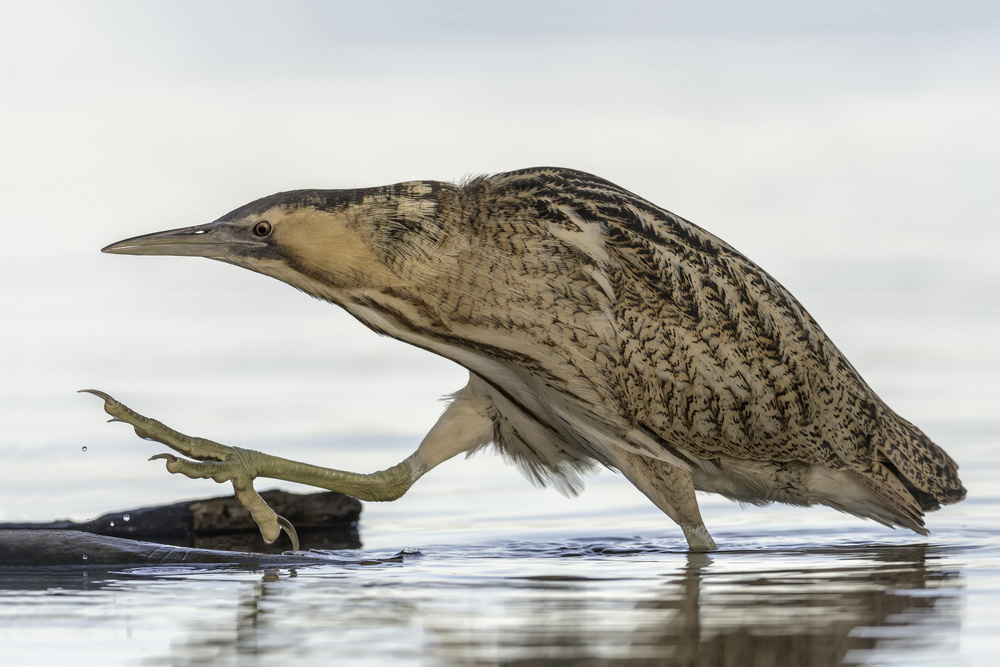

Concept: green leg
[[80, 390, 424, 551]]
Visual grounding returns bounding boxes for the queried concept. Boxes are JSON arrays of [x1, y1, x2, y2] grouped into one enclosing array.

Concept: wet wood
[[0, 489, 361, 554]]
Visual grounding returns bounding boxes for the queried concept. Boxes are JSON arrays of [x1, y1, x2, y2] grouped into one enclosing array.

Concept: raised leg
[[612, 449, 718, 551], [80, 386, 493, 550]]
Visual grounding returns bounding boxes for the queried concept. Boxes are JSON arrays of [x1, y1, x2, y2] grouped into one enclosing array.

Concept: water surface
[[1, 417, 996, 665], [2, 3, 998, 664]]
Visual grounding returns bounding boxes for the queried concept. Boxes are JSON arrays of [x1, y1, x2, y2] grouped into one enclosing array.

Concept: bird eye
[[252, 220, 272, 237]]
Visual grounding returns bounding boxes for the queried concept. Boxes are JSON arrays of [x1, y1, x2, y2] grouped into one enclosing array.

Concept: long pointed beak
[[101, 222, 264, 259]]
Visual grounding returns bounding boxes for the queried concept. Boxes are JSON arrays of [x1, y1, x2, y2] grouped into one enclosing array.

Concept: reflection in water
[[418, 544, 960, 665], [39, 541, 954, 666], [639, 546, 960, 667]]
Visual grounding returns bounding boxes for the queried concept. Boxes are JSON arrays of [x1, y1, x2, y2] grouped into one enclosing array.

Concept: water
[[0, 417, 997, 665], [2, 2, 999, 664], [0, 543, 977, 666]]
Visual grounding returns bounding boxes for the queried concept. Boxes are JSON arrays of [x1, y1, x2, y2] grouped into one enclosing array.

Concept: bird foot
[[79, 389, 300, 551]]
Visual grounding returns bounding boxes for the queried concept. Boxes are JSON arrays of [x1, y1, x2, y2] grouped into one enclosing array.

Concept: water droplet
[[109, 521, 115, 527], [82, 554, 89, 561], [123, 514, 131, 522], [81, 446, 88, 452]]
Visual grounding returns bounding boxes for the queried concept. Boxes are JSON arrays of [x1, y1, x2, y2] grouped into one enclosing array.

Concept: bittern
[[86, 167, 965, 552]]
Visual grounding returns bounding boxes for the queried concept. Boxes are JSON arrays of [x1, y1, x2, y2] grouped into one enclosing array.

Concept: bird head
[[102, 183, 452, 303]]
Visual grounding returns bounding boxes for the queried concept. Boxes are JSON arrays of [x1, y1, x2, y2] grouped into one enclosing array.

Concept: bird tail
[[876, 408, 967, 511], [842, 463, 929, 534], [834, 406, 966, 534]]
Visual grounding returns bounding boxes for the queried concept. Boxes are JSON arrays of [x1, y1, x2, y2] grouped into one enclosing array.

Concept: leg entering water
[[612, 449, 718, 551]]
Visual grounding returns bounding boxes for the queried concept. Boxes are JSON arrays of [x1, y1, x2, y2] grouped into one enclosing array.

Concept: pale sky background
[[1, 1, 998, 521]]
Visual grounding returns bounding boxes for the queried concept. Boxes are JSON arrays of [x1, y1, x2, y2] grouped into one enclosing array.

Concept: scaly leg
[[81, 390, 414, 550], [80, 384, 494, 551]]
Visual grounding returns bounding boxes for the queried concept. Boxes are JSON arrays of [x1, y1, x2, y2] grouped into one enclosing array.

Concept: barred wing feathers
[[489, 168, 964, 520]]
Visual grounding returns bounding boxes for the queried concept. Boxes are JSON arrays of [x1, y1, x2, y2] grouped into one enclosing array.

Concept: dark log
[[0, 490, 361, 554]]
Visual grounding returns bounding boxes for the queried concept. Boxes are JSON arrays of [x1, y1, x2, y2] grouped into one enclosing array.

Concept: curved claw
[[79, 388, 122, 418], [276, 515, 301, 552], [78, 388, 116, 403]]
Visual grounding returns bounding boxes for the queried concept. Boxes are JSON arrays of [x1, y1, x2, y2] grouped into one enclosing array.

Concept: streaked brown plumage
[[92, 166, 965, 551]]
